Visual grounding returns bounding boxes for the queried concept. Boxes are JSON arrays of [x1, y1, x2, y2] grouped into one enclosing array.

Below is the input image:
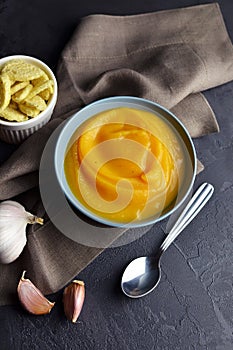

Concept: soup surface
[[64, 107, 186, 224]]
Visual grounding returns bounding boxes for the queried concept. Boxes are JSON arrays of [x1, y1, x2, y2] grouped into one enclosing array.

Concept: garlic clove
[[0, 200, 43, 264], [63, 280, 85, 323], [17, 271, 55, 315]]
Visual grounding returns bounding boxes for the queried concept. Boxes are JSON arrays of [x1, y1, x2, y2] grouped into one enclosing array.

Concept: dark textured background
[[1, 1, 233, 349]]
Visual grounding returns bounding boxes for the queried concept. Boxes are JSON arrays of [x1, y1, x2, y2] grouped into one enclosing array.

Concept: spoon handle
[[160, 183, 214, 252]]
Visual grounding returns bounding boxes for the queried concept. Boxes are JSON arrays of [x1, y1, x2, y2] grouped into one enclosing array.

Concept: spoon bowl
[[121, 255, 161, 298], [121, 183, 214, 298]]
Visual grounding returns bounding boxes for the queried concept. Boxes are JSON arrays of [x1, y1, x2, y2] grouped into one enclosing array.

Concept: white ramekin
[[0, 55, 58, 144]]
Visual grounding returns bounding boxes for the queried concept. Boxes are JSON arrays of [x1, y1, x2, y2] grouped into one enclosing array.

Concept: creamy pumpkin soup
[[64, 107, 186, 224]]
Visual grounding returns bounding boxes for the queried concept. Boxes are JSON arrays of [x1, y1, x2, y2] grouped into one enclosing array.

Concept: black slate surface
[[1, 1, 233, 349]]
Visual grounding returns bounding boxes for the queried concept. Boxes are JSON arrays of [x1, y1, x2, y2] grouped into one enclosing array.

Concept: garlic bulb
[[0, 200, 43, 264]]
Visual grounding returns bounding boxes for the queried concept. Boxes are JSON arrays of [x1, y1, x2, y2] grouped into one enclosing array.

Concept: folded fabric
[[1, 3, 233, 305]]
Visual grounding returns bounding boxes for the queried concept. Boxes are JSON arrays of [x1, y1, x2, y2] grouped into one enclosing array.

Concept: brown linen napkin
[[1, 3, 233, 305]]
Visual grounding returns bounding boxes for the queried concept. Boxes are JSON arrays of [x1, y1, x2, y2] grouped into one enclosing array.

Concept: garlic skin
[[0, 200, 43, 264], [63, 280, 85, 323], [17, 270, 55, 315]]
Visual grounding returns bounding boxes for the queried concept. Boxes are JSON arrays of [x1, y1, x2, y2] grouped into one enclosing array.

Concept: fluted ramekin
[[0, 55, 58, 144]]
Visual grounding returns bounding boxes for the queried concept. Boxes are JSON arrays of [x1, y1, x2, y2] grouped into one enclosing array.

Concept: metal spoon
[[121, 183, 214, 298]]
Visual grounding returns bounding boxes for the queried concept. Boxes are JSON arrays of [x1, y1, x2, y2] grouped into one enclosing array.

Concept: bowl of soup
[[54, 96, 196, 228]]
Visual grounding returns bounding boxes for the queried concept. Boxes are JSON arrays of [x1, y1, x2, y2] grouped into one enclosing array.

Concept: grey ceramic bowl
[[54, 96, 196, 228]]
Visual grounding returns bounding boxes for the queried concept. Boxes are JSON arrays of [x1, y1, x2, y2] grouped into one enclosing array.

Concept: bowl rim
[[54, 96, 197, 228], [0, 54, 58, 127]]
